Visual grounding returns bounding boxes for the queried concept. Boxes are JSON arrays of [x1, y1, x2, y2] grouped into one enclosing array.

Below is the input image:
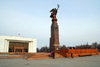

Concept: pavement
[[0, 55, 100, 67]]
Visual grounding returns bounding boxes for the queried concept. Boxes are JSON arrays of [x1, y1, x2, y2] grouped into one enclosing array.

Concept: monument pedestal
[[50, 18, 59, 52]]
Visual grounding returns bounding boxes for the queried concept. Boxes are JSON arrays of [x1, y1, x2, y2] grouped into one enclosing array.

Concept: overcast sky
[[0, 0, 100, 48]]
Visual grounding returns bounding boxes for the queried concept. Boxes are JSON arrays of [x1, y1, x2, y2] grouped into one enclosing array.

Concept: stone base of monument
[[54, 49, 99, 58]]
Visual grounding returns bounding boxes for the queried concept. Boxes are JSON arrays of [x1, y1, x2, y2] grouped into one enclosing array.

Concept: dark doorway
[[9, 42, 28, 53], [16, 49, 22, 52]]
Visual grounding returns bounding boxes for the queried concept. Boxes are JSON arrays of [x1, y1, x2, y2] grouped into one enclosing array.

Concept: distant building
[[0, 36, 37, 53]]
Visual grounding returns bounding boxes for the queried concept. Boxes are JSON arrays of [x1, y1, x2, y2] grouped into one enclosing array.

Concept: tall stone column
[[49, 6, 59, 52]]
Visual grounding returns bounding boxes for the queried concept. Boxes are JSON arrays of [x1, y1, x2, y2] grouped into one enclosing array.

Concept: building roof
[[0, 36, 36, 42]]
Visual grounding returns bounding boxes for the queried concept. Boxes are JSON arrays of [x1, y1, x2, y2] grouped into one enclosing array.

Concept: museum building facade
[[0, 36, 37, 53]]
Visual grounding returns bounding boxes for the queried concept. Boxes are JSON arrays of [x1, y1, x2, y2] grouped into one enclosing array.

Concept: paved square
[[0, 55, 100, 67]]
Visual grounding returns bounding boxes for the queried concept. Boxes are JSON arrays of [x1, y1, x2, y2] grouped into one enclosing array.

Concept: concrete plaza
[[0, 55, 100, 67]]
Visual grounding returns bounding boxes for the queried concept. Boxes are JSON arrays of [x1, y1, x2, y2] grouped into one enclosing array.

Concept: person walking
[[71, 52, 73, 58]]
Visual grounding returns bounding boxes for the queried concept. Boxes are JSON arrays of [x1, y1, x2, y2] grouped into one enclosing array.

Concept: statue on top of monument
[[50, 4, 59, 19]]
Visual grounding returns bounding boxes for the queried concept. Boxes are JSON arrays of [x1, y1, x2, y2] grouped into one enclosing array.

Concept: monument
[[50, 5, 60, 52]]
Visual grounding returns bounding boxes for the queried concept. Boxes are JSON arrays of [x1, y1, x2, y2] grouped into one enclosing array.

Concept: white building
[[0, 36, 37, 53]]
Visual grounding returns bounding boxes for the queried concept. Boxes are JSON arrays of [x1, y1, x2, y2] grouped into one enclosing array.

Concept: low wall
[[54, 49, 99, 58]]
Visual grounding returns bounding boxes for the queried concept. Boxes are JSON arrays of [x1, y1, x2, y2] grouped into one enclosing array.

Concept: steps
[[0, 55, 24, 59], [26, 53, 52, 60]]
